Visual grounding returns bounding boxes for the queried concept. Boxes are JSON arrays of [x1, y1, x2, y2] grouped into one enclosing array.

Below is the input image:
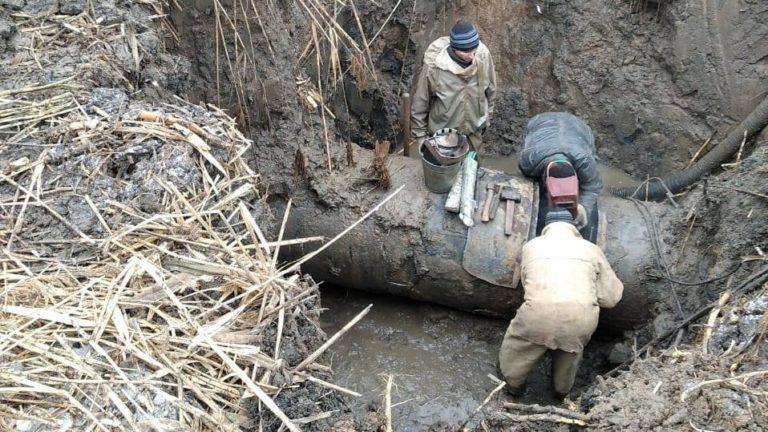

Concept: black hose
[[611, 94, 768, 199]]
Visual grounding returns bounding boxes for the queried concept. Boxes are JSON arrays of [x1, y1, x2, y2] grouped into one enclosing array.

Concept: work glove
[[574, 204, 588, 229]]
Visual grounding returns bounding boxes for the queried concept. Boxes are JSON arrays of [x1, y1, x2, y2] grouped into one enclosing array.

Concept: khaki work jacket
[[411, 36, 497, 142], [508, 222, 624, 353]]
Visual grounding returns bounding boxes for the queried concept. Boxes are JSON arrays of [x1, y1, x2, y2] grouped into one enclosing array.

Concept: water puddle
[[480, 155, 637, 188], [407, 150, 637, 188], [320, 287, 614, 431]]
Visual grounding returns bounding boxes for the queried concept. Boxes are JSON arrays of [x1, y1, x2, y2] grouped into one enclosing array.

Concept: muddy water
[[411, 152, 637, 188], [321, 287, 613, 431], [479, 155, 638, 188], [408, 151, 637, 188]]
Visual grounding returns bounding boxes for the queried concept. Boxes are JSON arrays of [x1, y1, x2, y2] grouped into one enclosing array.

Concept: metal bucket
[[420, 142, 462, 193]]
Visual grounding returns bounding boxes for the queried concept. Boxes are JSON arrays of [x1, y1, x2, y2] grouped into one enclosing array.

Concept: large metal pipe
[[285, 156, 658, 331]]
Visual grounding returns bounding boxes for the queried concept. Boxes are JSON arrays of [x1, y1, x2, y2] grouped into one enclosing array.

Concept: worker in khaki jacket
[[411, 20, 497, 153], [499, 208, 623, 398]]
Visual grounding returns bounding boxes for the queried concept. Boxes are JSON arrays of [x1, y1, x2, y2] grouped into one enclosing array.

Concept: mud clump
[[581, 352, 767, 431]]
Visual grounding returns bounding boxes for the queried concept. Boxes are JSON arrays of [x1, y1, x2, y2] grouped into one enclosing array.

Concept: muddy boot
[[506, 384, 525, 397], [495, 360, 525, 396]]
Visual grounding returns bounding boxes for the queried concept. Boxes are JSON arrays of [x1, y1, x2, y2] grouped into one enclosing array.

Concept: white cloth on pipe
[[459, 157, 478, 227]]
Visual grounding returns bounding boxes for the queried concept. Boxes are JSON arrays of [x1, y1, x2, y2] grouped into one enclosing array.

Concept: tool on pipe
[[480, 183, 505, 222], [480, 184, 496, 222], [489, 183, 504, 220], [500, 187, 521, 235]]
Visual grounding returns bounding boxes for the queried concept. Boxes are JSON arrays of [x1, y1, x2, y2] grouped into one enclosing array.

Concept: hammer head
[[500, 187, 521, 202]]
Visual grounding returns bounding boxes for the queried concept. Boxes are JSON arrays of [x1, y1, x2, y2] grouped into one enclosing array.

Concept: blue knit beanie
[[544, 209, 575, 226], [450, 20, 479, 51]]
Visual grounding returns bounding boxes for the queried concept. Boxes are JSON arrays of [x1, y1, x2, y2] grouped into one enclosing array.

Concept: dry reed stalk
[[460, 380, 506, 430], [293, 304, 372, 371], [311, 23, 334, 173], [0, 94, 380, 430], [0, 3, 411, 430], [348, 0, 381, 90], [384, 374, 394, 432], [281, 184, 405, 275]]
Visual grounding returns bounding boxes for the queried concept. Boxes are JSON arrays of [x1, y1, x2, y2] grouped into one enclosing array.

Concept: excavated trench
[[172, 0, 632, 412], [164, 1, 768, 430], [320, 286, 616, 430], [315, 164, 638, 431]]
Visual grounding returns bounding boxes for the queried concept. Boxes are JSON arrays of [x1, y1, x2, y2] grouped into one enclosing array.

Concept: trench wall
[[169, 1, 768, 179], [361, 0, 768, 176]]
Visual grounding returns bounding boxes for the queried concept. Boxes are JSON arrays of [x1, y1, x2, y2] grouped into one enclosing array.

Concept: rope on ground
[[631, 198, 683, 316], [646, 261, 743, 286]]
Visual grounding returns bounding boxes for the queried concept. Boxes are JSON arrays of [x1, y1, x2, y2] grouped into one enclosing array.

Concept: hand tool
[[488, 183, 504, 220], [500, 187, 521, 236], [480, 183, 496, 222]]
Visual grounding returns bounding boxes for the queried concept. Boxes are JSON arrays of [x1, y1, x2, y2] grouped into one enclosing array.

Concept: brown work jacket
[[410, 36, 497, 141], [508, 222, 624, 353]]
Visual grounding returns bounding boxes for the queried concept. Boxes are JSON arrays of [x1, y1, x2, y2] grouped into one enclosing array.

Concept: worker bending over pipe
[[519, 112, 602, 242], [498, 208, 624, 398]]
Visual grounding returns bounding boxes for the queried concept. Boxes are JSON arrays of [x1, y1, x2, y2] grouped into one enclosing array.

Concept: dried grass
[[0, 87, 330, 430], [0, 2, 408, 430], [0, 76, 403, 429]]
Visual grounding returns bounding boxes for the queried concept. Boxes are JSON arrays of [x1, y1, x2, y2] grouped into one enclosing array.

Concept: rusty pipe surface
[[284, 156, 658, 331]]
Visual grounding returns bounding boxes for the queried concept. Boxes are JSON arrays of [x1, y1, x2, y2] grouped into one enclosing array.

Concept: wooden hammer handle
[[480, 188, 494, 222], [505, 200, 516, 235]]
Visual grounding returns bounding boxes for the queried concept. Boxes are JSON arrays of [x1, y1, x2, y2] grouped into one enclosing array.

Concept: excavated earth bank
[[0, 0, 767, 431]]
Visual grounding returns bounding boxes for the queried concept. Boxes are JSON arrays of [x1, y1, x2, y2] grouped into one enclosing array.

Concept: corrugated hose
[[611, 93, 768, 199]]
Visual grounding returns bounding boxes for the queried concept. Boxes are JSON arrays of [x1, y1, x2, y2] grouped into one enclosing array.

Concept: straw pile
[[0, 1, 410, 430], [0, 77, 349, 430]]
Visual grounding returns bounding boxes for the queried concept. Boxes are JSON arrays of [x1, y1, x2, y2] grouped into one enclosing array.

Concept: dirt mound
[[581, 292, 768, 431], [570, 141, 768, 432], [583, 354, 767, 431]]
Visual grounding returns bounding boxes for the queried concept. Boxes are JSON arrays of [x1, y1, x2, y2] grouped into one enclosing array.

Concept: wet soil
[[477, 155, 638, 189], [362, 0, 768, 178], [321, 286, 617, 431], [2, 0, 767, 430]]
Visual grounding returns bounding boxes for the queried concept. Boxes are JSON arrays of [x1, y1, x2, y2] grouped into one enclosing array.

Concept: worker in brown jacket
[[411, 20, 497, 153], [499, 208, 624, 398]]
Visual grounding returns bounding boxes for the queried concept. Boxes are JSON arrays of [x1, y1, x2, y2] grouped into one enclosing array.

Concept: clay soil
[[1, 0, 767, 431]]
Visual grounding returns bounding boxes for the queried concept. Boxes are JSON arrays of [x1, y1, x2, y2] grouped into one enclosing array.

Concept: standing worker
[[518, 112, 602, 241], [498, 208, 623, 398], [411, 20, 497, 154]]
